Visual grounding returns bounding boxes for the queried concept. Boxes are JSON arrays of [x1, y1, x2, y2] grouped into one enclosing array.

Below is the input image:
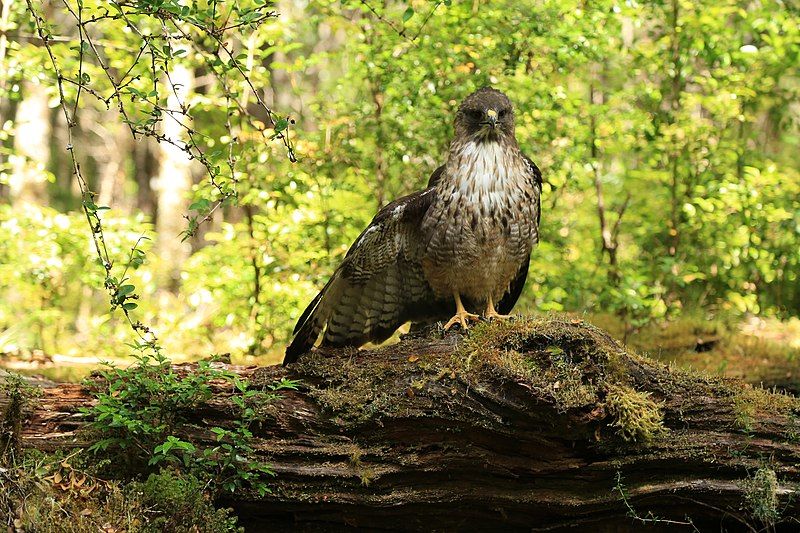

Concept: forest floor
[[592, 314, 800, 393]]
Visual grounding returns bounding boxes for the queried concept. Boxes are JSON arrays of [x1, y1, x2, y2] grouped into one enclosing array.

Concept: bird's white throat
[[449, 140, 520, 210]]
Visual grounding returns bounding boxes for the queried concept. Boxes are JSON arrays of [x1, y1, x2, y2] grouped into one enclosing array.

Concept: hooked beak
[[486, 109, 498, 129]]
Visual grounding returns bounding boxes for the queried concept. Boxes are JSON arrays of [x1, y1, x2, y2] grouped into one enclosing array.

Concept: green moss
[[132, 470, 241, 532], [742, 467, 780, 525], [344, 443, 376, 486], [603, 383, 665, 442], [785, 414, 800, 443], [733, 396, 756, 433], [732, 386, 800, 433], [496, 348, 599, 411], [456, 317, 638, 417], [294, 348, 405, 422]]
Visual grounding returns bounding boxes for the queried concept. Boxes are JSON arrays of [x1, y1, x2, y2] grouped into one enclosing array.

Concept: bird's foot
[[484, 310, 513, 321], [443, 310, 480, 331]]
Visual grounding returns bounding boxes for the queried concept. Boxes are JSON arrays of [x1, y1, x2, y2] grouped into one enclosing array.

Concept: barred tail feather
[[292, 278, 333, 335], [284, 276, 340, 365], [284, 316, 323, 365]]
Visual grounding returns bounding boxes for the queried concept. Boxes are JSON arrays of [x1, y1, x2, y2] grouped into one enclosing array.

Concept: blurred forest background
[[0, 0, 798, 383]]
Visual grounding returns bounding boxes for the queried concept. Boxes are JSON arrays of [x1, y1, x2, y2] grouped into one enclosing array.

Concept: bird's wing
[[497, 154, 542, 314], [427, 164, 445, 187], [284, 188, 440, 364]]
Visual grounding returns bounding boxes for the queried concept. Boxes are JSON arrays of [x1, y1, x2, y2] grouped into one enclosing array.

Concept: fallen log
[[4, 317, 800, 531]]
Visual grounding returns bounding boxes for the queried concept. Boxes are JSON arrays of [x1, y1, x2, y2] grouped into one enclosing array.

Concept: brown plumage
[[285, 87, 542, 364]]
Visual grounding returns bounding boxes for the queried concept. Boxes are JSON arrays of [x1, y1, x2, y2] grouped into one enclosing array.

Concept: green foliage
[[88, 344, 215, 456], [0, 204, 153, 358], [85, 343, 297, 495], [0, 0, 798, 362]]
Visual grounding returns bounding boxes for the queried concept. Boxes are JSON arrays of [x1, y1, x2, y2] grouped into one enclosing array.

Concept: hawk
[[284, 87, 542, 364]]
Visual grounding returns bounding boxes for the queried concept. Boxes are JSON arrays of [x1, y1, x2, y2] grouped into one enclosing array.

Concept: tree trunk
[[95, 109, 133, 212], [9, 81, 50, 206], [153, 63, 195, 288], [6, 317, 800, 531]]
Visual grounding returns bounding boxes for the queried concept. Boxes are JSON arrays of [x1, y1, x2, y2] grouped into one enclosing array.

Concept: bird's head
[[454, 87, 515, 142]]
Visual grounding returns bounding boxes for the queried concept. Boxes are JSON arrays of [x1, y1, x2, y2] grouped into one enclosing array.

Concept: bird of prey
[[285, 87, 542, 364]]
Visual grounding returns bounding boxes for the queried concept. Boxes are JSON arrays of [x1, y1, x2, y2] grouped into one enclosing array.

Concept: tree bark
[[95, 109, 133, 212], [153, 62, 195, 288], [6, 317, 800, 531], [9, 80, 51, 206]]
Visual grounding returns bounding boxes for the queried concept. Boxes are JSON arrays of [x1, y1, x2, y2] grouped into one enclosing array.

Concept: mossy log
[[6, 317, 800, 531]]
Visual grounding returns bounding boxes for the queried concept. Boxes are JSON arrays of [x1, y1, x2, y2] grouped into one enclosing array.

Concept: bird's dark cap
[[459, 87, 512, 112]]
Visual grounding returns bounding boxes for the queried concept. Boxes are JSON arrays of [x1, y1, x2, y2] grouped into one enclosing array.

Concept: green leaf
[[188, 198, 212, 211], [274, 118, 289, 132], [118, 284, 135, 296]]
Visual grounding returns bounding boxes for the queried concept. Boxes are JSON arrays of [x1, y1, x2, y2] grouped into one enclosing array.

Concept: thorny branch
[[23, 0, 294, 346], [25, 0, 157, 344], [359, 0, 443, 45]]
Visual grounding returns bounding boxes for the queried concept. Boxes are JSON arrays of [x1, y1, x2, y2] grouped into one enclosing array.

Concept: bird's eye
[[467, 109, 483, 121], [498, 109, 509, 119]]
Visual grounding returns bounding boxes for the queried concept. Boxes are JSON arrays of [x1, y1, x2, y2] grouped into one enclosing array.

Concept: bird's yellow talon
[[443, 310, 480, 331], [444, 292, 480, 331], [484, 296, 513, 321]]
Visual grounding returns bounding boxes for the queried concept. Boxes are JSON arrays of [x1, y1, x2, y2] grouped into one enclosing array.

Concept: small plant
[[613, 471, 698, 530], [742, 467, 780, 526], [87, 342, 217, 459], [85, 343, 299, 495], [147, 376, 300, 495]]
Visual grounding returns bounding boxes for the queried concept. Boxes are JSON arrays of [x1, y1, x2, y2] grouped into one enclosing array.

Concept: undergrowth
[[2, 449, 242, 532], [1, 351, 299, 531], [84, 342, 299, 495]]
